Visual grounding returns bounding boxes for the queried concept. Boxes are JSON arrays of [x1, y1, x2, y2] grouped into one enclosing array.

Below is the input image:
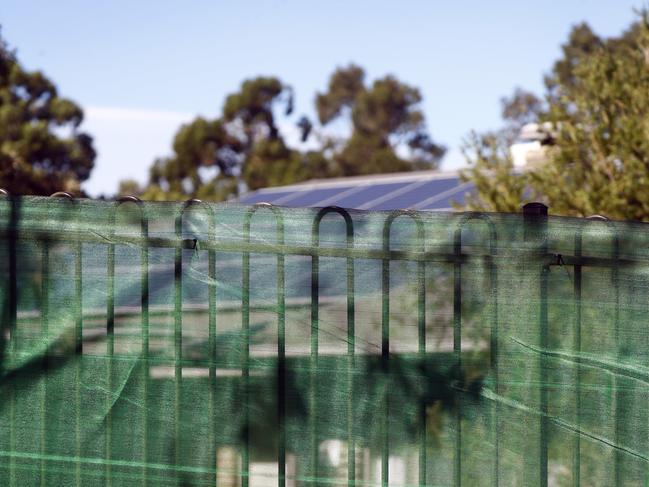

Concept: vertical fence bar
[[488, 227, 499, 487], [106, 211, 115, 486], [577, 217, 619, 485], [179, 199, 214, 485], [52, 193, 83, 485], [381, 217, 391, 487], [174, 208, 182, 483], [540, 251, 549, 487], [456, 214, 498, 487], [384, 211, 424, 487], [6, 195, 18, 487], [0, 191, 9, 482], [310, 223, 320, 486], [573, 229, 582, 487], [452, 221, 462, 487], [417, 235, 426, 487], [174, 201, 194, 483], [51, 193, 83, 484], [140, 205, 150, 487], [311, 207, 354, 487], [175, 199, 205, 483], [611, 226, 620, 487], [5, 194, 17, 354], [174, 214, 185, 483], [244, 204, 286, 487], [275, 210, 286, 487], [205, 206, 216, 487], [242, 209, 251, 487], [381, 259, 389, 487], [114, 196, 149, 485], [611, 235, 624, 486], [209, 245, 217, 487], [344, 212, 355, 487], [40, 236, 50, 487], [523, 202, 549, 487], [74, 204, 83, 487], [49, 193, 80, 485]]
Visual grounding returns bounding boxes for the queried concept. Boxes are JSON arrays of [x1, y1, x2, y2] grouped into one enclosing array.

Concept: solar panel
[[238, 190, 295, 204], [334, 181, 413, 208], [237, 172, 469, 211], [419, 183, 475, 209], [366, 177, 460, 210], [279, 186, 355, 206]]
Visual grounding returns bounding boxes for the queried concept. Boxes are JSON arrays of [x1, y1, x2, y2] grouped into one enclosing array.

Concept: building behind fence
[[1, 196, 648, 486]]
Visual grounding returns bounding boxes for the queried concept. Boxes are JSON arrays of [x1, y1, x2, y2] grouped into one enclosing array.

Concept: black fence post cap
[[522, 202, 548, 216]]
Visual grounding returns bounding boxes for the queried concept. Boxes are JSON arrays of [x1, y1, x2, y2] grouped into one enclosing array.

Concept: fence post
[[522, 202, 548, 487], [523, 202, 548, 238]]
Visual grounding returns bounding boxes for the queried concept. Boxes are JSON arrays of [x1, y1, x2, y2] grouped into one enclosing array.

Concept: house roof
[[237, 170, 474, 211]]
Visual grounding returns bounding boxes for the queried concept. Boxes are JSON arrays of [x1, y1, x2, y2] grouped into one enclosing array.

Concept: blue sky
[[1, 1, 642, 196]]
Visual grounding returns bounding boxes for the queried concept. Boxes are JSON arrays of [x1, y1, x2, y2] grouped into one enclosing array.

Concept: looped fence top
[[312, 206, 354, 247], [245, 202, 285, 245]]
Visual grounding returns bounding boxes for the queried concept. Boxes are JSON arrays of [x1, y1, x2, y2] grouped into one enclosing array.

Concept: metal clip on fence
[[586, 214, 609, 221], [50, 191, 73, 199]]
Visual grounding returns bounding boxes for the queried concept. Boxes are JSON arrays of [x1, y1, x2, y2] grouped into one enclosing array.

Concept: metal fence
[[0, 193, 642, 486]]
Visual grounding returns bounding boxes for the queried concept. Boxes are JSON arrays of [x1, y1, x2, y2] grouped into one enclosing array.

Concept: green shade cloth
[[0, 197, 646, 486]]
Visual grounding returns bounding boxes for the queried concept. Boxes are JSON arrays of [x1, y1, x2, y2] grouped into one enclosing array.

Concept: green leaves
[[136, 66, 446, 201], [139, 77, 297, 200], [459, 131, 528, 213], [223, 76, 286, 142], [316, 64, 365, 125], [317, 65, 445, 176], [0, 29, 95, 196], [462, 15, 649, 221]]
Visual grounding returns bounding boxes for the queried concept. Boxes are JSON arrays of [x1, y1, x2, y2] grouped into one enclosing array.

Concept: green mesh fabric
[[0, 196, 646, 486]]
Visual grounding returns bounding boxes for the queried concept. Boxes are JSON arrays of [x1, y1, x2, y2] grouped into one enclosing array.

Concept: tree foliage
[[316, 64, 365, 125], [461, 15, 649, 221], [141, 117, 243, 201], [128, 66, 445, 201], [0, 29, 95, 196], [134, 77, 305, 201], [317, 64, 445, 176], [499, 88, 544, 143], [223, 77, 288, 144]]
